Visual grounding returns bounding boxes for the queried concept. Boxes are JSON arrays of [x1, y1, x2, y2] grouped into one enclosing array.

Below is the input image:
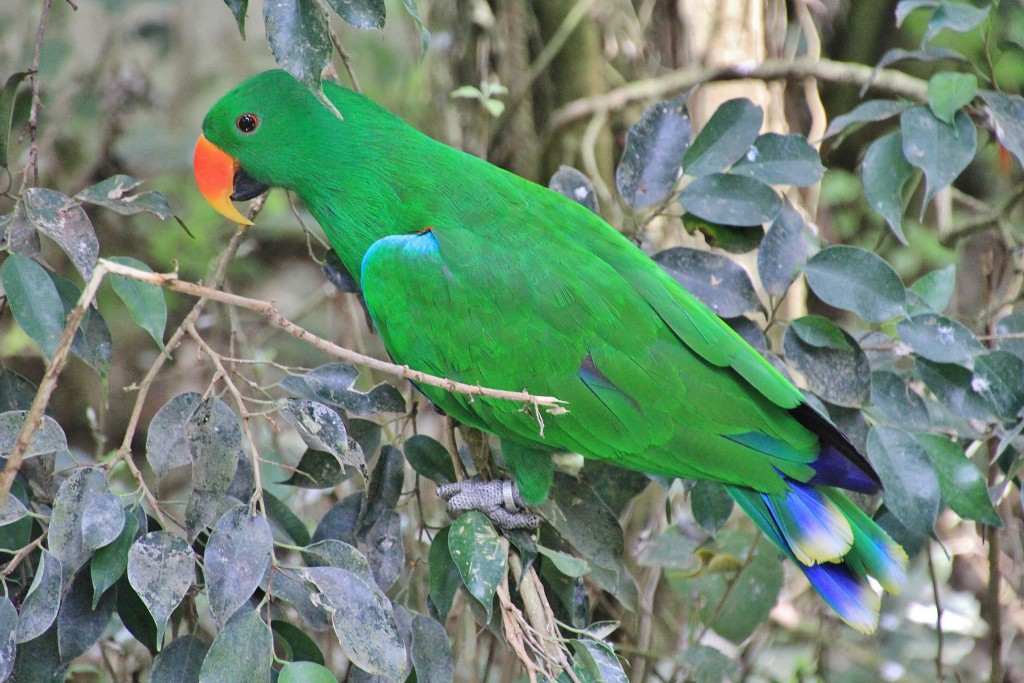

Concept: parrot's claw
[[437, 480, 540, 530]]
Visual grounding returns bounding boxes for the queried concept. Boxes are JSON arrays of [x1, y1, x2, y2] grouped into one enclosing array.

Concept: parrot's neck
[[296, 119, 472, 287]]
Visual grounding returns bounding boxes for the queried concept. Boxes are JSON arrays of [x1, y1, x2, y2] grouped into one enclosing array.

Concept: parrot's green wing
[[359, 187, 820, 495]]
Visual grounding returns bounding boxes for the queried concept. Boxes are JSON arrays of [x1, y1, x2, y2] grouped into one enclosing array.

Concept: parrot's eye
[[236, 113, 259, 134]]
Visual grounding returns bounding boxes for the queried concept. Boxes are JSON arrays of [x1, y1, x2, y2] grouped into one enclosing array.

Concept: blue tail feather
[[726, 479, 906, 633]]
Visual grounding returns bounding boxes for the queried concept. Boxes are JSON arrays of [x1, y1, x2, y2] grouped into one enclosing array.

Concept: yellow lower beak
[[193, 135, 254, 225]]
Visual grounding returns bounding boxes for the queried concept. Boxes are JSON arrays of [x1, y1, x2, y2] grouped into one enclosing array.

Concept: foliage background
[[0, 0, 1022, 681]]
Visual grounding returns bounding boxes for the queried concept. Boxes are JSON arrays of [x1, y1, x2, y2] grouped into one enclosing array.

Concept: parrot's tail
[[726, 481, 908, 633]]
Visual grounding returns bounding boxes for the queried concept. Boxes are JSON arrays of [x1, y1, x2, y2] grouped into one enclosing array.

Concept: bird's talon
[[435, 479, 538, 530]]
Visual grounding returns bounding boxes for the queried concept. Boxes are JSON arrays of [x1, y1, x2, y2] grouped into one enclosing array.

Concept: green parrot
[[194, 70, 907, 633]]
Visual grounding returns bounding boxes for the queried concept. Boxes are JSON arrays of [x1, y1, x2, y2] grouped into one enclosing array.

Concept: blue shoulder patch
[[361, 230, 441, 282]]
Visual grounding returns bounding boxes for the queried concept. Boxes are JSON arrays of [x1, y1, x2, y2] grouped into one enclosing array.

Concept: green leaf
[[861, 131, 914, 244], [923, 2, 990, 44], [866, 47, 969, 99], [150, 635, 208, 683], [304, 539, 374, 584], [683, 98, 763, 176], [362, 445, 406, 532], [305, 566, 407, 679], [995, 311, 1024, 359], [909, 263, 956, 313], [265, 567, 330, 632], [183, 397, 243, 540], [49, 468, 108, 574], [265, 490, 311, 547], [676, 534, 782, 643], [900, 107, 976, 204], [0, 71, 30, 170], [895, 1, 940, 28], [0, 597, 16, 680], [263, 0, 332, 109], [915, 433, 1000, 526], [615, 94, 691, 209], [92, 511, 139, 609], [279, 399, 365, 478], [0, 410, 67, 458], [783, 321, 870, 407], [572, 639, 627, 683], [282, 363, 406, 416], [364, 509, 404, 591], [823, 99, 914, 143], [916, 358, 994, 421], [127, 531, 195, 646], [0, 488, 27, 526], [15, 550, 63, 643], [199, 609, 272, 683], [50, 272, 113, 379], [57, 567, 117, 663], [404, 434, 456, 485], [2, 252, 66, 359], [541, 473, 637, 611], [730, 133, 825, 186], [973, 351, 1024, 419], [682, 215, 763, 254], [206, 506, 273, 626], [928, 72, 977, 123], [23, 188, 99, 282], [74, 174, 173, 220], [146, 392, 201, 480], [272, 619, 326, 665], [428, 526, 461, 622], [322, 0, 384, 30], [549, 166, 599, 214], [283, 448, 351, 488], [653, 247, 763, 318], [448, 511, 506, 620], [410, 614, 454, 682], [757, 201, 802, 296], [677, 644, 740, 683], [537, 545, 589, 578], [803, 245, 906, 322], [979, 90, 1024, 172], [789, 315, 854, 351], [897, 313, 983, 364], [108, 256, 167, 354], [81, 491, 125, 552], [636, 525, 701, 575], [869, 370, 930, 431], [279, 661, 337, 683], [679, 173, 781, 226], [400, 0, 430, 56], [866, 427, 940, 539], [690, 480, 733, 533]]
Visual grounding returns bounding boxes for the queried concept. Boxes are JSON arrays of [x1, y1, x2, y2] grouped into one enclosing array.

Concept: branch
[[97, 259, 568, 412], [547, 57, 930, 134]]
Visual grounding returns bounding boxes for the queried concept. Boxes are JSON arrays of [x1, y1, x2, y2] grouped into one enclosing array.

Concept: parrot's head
[[194, 70, 342, 225]]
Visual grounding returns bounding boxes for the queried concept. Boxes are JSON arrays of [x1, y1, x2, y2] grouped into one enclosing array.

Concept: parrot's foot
[[437, 480, 540, 530]]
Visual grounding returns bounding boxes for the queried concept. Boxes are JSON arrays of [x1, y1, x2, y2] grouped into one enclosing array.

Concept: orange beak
[[193, 134, 254, 225]]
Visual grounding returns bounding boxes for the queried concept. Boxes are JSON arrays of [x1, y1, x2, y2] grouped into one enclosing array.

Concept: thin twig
[[97, 259, 568, 414], [329, 30, 362, 93], [927, 542, 945, 681], [20, 0, 55, 191], [547, 57, 929, 135], [1, 530, 47, 577]]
